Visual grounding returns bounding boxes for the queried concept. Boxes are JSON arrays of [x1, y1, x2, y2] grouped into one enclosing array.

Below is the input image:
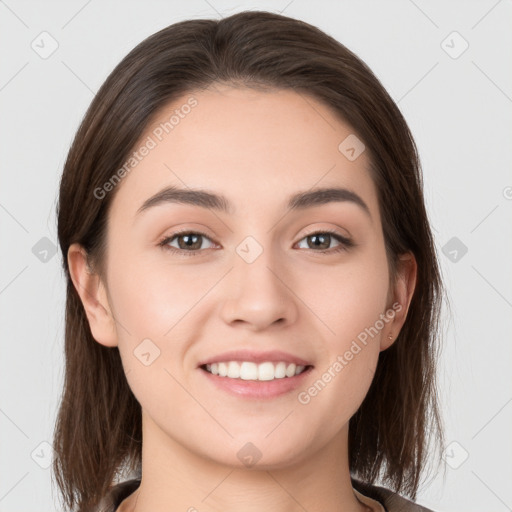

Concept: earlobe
[[380, 252, 417, 351], [67, 243, 118, 347]]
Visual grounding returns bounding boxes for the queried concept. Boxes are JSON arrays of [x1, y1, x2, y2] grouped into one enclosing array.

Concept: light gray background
[[1, 1, 511, 511]]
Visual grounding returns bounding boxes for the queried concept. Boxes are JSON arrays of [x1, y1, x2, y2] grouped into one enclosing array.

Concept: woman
[[53, 10, 446, 512]]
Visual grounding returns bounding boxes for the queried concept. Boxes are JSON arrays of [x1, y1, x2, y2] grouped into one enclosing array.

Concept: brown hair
[[53, 10, 446, 511]]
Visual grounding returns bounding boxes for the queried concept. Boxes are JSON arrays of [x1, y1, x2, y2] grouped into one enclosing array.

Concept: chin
[[197, 434, 312, 471]]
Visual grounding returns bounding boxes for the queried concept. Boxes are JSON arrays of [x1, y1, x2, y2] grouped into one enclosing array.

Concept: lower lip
[[199, 366, 313, 399]]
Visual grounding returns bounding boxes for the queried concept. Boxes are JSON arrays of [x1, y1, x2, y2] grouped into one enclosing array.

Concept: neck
[[121, 411, 371, 512]]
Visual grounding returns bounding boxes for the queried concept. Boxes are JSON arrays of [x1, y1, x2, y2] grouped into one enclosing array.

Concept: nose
[[219, 249, 298, 331]]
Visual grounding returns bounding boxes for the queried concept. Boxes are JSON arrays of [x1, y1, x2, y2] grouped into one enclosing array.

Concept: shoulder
[[94, 478, 142, 512], [352, 478, 437, 512]]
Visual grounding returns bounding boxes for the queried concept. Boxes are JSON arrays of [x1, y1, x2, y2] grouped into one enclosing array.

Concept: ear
[[67, 243, 118, 347], [380, 252, 417, 351]]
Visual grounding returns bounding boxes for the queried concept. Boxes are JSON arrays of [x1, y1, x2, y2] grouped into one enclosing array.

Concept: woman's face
[[80, 84, 415, 468]]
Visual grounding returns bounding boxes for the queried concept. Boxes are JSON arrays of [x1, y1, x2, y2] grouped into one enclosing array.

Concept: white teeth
[[257, 362, 274, 381], [204, 361, 308, 380], [274, 362, 287, 378], [218, 362, 228, 377], [227, 361, 240, 378], [295, 365, 305, 375]]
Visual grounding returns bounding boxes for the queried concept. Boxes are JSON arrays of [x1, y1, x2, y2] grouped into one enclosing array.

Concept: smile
[[203, 361, 310, 381]]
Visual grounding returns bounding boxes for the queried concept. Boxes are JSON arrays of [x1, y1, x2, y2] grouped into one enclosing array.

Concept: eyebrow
[[136, 185, 372, 220]]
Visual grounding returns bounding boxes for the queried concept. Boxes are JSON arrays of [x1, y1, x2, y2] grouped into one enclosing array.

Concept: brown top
[[95, 477, 437, 512]]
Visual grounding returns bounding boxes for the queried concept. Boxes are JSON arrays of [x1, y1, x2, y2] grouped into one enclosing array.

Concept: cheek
[[106, 252, 221, 385], [295, 247, 388, 407], [107, 257, 207, 412], [107, 250, 214, 335], [297, 250, 390, 345], [297, 264, 387, 431]]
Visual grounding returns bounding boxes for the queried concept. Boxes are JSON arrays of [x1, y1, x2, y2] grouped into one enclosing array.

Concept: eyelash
[[157, 228, 354, 258]]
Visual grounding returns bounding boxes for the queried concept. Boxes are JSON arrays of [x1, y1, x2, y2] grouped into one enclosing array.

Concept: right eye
[[158, 230, 217, 257]]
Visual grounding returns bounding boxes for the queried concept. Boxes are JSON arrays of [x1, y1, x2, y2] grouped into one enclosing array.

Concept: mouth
[[200, 361, 313, 381], [199, 361, 314, 400]]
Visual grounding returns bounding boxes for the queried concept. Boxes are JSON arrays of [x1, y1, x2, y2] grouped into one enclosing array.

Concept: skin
[[68, 84, 417, 512]]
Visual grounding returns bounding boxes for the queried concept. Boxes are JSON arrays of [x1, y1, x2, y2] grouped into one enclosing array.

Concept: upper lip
[[197, 349, 313, 368]]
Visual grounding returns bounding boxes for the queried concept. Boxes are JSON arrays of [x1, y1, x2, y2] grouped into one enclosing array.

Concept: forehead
[[109, 84, 379, 222]]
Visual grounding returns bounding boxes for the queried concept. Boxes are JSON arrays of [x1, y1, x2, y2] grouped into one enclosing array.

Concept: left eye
[[296, 231, 352, 252], [158, 230, 353, 257], [159, 231, 216, 254]]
